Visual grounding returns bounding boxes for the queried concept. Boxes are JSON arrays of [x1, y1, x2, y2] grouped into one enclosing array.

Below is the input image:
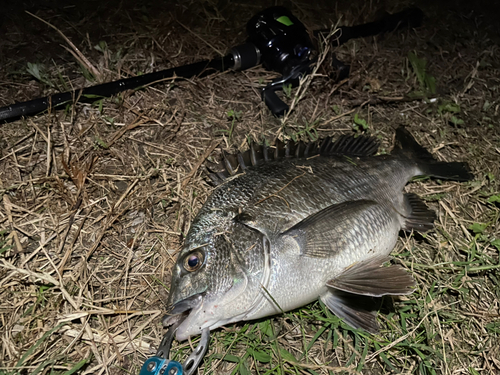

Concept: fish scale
[[247, 201, 401, 319], [209, 157, 413, 235], [165, 127, 473, 340]]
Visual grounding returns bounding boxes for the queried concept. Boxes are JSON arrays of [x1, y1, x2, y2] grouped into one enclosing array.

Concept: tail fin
[[394, 127, 473, 182]]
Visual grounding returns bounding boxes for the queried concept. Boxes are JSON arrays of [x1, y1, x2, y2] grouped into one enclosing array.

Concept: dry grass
[[1, 0, 499, 374]]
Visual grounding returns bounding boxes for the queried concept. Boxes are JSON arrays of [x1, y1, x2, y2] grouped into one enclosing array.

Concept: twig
[[365, 302, 458, 363], [284, 360, 358, 374], [26, 11, 101, 81], [108, 118, 147, 148], [42, 248, 104, 365], [321, 107, 357, 126], [83, 311, 162, 375], [0, 259, 59, 285], [176, 20, 224, 57], [85, 179, 138, 261], [1, 184, 23, 254], [58, 200, 88, 273], [280, 23, 340, 127], [181, 141, 219, 190]]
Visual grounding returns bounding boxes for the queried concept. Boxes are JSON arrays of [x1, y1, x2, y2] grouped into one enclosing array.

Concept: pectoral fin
[[321, 290, 380, 334], [284, 200, 380, 258], [327, 256, 415, 297]]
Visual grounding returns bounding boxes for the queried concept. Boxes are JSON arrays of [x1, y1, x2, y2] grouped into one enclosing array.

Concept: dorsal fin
[[206, 134, 380, 185], [224, 152, 239, 176], [328, 134, 379, 156], [237, 150, 251, 170], [319, 137, 333, 154], [285, 140, 294, 158], [263, 144, 272, 162], [304, 140, 319, 158], [275, 139, 285, 159], [250, 143, 264, 166]]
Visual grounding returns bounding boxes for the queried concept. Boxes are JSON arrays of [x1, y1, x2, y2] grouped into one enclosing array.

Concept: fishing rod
[[0, 6, 423, 123]]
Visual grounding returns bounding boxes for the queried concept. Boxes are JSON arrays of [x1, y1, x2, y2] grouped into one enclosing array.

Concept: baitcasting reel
[[233, 6, 315, 116], [0, 6, 422, 122]]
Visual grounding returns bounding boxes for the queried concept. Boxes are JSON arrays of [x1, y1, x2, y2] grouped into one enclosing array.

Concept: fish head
[[165, 217, 268, 341]]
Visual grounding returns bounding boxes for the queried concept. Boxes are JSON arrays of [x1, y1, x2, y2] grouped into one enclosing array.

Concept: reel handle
[[262, 85, 289, 117]]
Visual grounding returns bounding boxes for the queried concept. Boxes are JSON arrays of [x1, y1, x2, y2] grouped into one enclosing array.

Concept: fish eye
[[183, 251, 204, 272]]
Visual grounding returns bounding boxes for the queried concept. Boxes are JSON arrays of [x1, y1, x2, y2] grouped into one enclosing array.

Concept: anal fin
[[326, 256, 415, 297], [403, 193, 436, 232]]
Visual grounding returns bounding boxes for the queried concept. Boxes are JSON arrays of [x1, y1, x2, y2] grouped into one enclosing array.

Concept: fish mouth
[[163, 294, 203, 327]]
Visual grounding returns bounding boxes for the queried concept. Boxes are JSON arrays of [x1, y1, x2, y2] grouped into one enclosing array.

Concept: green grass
[[407, 51, 436, 96]]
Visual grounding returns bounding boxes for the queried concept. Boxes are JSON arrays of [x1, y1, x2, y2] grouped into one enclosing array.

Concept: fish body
[[166, 127, 471, 341]]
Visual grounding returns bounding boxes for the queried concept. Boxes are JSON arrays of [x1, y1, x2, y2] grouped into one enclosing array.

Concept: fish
[[165, 127, 472, 341]]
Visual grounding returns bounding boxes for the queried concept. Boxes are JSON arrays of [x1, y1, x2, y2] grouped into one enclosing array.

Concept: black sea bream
[[165, 127, 472, 341]]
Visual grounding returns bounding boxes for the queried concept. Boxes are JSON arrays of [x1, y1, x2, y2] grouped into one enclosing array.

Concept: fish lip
[[163, 294, 203, 327]]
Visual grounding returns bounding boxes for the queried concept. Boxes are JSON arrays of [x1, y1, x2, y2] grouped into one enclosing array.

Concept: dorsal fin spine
[[208, 134, 380, 185]]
